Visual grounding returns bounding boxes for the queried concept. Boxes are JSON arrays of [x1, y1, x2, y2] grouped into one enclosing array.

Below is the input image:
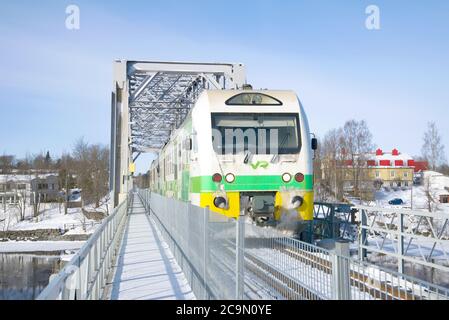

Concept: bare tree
[[340, 120, 375, 199], [57, 153, 76, 214], [31, 190, 41, 218], [439, 163, 449, 176], [320, 129, 346, 201], [423, 175, 438, 213], [0, 154, 15, 174], [32, 153, 45, 171], [72, 138, 109, 208], [15, 189, 27, 221], [422, 122, 446, 171], [16, 155, 32, 174]]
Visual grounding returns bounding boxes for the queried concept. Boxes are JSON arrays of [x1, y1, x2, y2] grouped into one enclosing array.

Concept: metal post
[[203, 207, 209, 299], [398, 212, 404, 274], [307, 220, 313, 243], [359, 209, 367, 261], [330, 204, 335, 238], [332, 240, 351, 300], [235, 212, 245, 300]]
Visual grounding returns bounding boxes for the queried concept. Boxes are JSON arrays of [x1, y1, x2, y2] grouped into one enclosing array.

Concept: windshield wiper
[[271, 132, 291, 163], [244, 151, 252, 164]]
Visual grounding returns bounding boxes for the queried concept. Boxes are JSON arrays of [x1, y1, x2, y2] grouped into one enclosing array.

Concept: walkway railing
[[37, 195, 129, 300], [357, 205, 449, 281], [139, 189, 449, 300], [139, 190, 241, 299]]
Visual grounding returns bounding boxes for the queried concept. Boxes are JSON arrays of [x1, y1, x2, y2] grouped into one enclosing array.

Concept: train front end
[[191, 90, 316, 231]]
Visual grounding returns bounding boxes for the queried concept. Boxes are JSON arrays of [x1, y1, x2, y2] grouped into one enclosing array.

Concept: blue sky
[[1, 0, 448, 173]]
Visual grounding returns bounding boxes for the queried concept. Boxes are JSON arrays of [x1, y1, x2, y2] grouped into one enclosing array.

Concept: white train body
[[149, 90, 315, 222]]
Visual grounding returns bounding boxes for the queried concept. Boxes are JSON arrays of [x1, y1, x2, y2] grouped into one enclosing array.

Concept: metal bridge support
[[111, 61, 132, 207], [398, 212, 405, 274], [359, 209, 368, 261], [332, 240, 351, 300], [235, 211, 245, 300], [110, 61, 246, 208]]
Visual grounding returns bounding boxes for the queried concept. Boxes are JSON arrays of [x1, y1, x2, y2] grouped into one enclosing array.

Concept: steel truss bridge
[[37, 60, 449, 300], [110, 61, 246, 207]]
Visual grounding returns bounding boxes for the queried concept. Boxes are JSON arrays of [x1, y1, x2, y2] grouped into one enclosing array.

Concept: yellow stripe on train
[[199, 191, 314, 221]]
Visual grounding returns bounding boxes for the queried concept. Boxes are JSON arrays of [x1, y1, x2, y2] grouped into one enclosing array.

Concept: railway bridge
[[38, 61, 449, 300]]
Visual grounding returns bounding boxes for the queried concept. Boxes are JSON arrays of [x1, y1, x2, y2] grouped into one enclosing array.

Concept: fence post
[[330, 204, 335, 239], [359, 209, 367, 261], [398, 212, 405, 274], [235, 211, 245, 300], [203, 207, 209, 299], [332, 239, 351, 300]]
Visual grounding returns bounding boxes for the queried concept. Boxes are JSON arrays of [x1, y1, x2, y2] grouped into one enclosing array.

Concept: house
[[0, 173, 61, 205], [0, 174, 32, 205], [413, 161, 429, 173], [322, 148, 416, 200], [31, 175, 59, 203], [368, 148, 415, 189]]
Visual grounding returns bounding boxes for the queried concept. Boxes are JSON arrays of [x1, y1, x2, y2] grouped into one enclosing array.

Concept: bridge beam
[[110, 60, 246, 208]]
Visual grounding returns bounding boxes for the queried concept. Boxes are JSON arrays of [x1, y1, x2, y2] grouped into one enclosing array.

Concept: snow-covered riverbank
[[0, 240, 85, 253]]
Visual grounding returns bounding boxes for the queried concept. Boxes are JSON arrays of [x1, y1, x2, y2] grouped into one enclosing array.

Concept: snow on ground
[[0, 241, 84, 253], [0, 197, 111, 256], [366, 235, 449, 260], [83, 197, 112, 214], [369, 171, 449, 213], [110, 196, 195, 300], [0, 196, 111, 234], [10, 206, 94, 232]]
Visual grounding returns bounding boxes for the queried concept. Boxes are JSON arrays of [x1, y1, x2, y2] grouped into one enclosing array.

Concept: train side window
[[184, 138, 191, 151], [192, 131, 198, 153]]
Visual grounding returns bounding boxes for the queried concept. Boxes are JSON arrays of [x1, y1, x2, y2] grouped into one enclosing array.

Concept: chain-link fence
[[146, 191, 238, 299], [139, 189, 449, 300]]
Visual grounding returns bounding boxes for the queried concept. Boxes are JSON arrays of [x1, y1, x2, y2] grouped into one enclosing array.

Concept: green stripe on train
[[190, 175, 313, 193]]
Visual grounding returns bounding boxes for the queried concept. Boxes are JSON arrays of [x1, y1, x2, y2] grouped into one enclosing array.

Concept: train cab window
[[225, 93, 282, 106], [211, 113, 300, 155]]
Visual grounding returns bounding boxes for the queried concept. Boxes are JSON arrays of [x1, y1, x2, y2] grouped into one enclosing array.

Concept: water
[[0, 253, 63, 300]]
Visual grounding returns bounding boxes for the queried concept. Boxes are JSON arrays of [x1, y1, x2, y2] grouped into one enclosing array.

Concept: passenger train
[[149, 89, 317, 230]]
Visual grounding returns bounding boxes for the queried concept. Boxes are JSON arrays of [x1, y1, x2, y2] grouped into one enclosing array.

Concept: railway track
[[215, 240, 325, 300], [244, 237, 436, 300], [244, 250, 326, 300]]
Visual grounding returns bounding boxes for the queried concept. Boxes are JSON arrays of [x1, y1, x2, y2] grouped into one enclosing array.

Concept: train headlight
[[295, 173, 305, 183], [282, 173, 291, 183], [225, 173, 235, 183], [212, 173, 223, 183], [213, 196, 228, 209], [291, 196, 304, 209]]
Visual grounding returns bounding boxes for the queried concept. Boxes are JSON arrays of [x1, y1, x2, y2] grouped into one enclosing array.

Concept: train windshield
[[211, 113, 301, 155]]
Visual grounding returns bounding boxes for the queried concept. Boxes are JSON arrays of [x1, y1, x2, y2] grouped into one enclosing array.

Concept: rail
[[36, 195, 129, 300]]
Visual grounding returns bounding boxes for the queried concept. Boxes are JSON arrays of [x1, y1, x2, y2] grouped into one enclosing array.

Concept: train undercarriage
[[238, 192, 309, 237]]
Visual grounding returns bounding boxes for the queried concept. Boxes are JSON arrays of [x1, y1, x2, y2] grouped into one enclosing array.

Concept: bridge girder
[[111, 60, 246, 207]]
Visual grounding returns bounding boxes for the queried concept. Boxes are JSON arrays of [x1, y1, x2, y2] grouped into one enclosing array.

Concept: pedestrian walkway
[[107, 193, 195, 300]]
